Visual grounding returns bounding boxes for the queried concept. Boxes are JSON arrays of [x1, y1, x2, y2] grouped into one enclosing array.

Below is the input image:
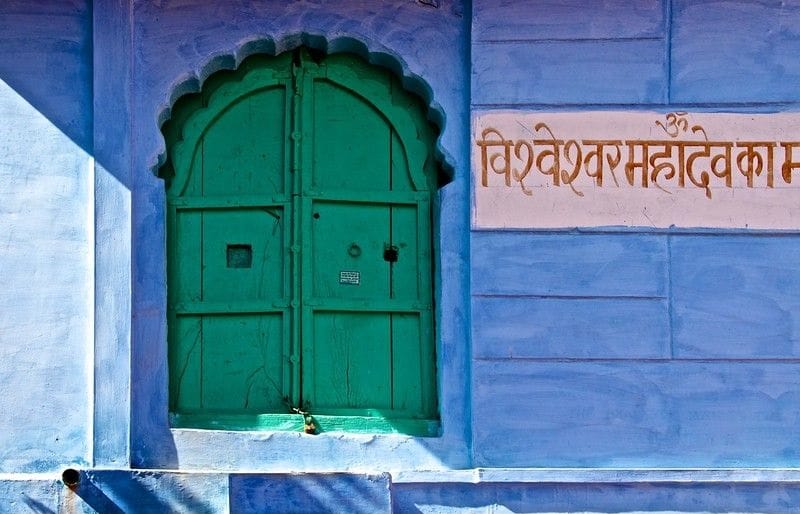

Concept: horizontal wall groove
[[472, 293, 666, 301], [475, 36, 664, 44], [471, 228, 800, 237], [474, 357, 800, 364], [470, 102, 800, 110], [394, 468, 800, 484]]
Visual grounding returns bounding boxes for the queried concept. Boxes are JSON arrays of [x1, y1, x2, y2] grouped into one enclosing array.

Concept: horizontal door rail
[[173, 301, 289, 315], [170, 195, 289, 211], [302, 298, 431, 312], [305, 189, 428, 205]]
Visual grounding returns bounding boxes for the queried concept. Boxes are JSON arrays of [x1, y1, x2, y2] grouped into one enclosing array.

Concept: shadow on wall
[[229, 473, 392, 514], [71, 470, 224, 514], [0, 1, 93, 155], [22, 496, 56, 514], [66, 470, 391, 513]]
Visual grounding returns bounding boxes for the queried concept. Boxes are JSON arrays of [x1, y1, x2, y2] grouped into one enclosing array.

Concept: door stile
[[298, 51, 319, 409], [281, 73, 297, 408], [293, 50, 316, 409]]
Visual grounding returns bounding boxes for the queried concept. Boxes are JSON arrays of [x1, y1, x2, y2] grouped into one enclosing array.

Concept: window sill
[[170, 412, 440, 437]]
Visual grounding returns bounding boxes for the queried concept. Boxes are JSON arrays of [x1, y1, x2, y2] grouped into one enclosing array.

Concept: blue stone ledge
[[0, 470, 390, 513], [4, 469, 800, 513], [393, 469, 800, 514], [229, 472, 391, 514]]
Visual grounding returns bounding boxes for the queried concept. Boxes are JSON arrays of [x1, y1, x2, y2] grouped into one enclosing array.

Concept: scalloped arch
[[151, 33, 455, 180]]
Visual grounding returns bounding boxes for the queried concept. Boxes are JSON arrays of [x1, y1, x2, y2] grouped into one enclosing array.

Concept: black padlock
[[383, 244, 399, 263]]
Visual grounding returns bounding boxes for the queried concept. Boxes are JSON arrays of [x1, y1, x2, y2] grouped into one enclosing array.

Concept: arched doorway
[[160, 48, 441, 435]]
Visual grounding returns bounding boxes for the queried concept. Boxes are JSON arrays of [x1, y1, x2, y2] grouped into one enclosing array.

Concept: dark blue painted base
[[5, 471, 800, 514]]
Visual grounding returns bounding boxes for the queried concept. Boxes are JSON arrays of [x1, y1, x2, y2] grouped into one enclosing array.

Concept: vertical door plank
[[391, 313, 430, 415], [390, 130, 415, 192], [169, 210, 202, 410], [390, 205, 420, 301], [172, 210, 202, 301], [169, 315, 202, 411]]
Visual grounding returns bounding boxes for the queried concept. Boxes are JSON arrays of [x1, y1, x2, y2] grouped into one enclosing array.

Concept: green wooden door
[[163, 50, 438, 434]]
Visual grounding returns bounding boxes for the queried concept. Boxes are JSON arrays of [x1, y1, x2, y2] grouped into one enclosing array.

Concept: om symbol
[[655, 112, 689, 138]]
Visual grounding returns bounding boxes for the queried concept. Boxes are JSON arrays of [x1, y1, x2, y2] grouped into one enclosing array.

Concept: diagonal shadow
[[0, 1, 93, 155], [70, 479, 125, 514], [22, 496, 56, 514], [72, 470, 222, 514]]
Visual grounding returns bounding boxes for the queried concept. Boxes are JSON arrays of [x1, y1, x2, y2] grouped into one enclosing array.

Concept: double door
[[165, 50, 437, 429]]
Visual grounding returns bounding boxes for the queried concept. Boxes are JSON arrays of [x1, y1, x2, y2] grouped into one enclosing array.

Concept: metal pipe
[[61, 468, 80, 488]]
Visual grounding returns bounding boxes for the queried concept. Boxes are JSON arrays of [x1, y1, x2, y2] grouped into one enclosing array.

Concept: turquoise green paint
[[162, 49, 439, 435]]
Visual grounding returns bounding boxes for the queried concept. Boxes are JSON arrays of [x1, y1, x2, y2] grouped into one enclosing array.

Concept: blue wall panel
[[671, 0, 800, 103], [473, 297, 669, 359], [473, 360, 800, 467], [92, 0, 134, 469], [393, 481, 800, 514], [0, 480, 59, 514], [0, 1, 92, 151], [472, 40, 667, 105], [71, 471, 228, 514], [229, 474, 391, 514], [672, 235, 800, 359], [473, 0, 664, 42], [0, 0, 93, 473], [469, 0, 800, 492], [472, 233, 668, 297]]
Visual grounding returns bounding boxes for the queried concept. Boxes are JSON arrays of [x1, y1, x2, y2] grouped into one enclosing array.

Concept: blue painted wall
[[126, 0, 471, 473], [471, 0, 800, 470], [0, 0, 93, 474], [2, 0, 800, 512]]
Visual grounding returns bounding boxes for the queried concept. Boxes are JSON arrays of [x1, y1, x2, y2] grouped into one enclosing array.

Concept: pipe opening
[[61, 468, 80, 488]]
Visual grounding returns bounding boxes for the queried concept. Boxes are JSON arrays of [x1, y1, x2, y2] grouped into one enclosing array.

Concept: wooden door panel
[[201, 314, 285, 411], [310, 80, 391, 192], [391, 313, 436, 416], [390, 205, 421, 301], [309, 312, 392, 410], [201, 209, 285, 303], [172, 210, 202, 303], [169, 315, 202, 411], [310, 201, 390, 301], [389, 130, 415, 192], [201, 87, 288, 197]]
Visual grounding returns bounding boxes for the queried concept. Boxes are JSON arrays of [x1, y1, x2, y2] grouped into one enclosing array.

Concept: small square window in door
[[227, 244, 253, 268]]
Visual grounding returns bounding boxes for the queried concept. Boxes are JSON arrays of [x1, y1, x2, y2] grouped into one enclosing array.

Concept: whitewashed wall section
[[473, 111, 800, 229]]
